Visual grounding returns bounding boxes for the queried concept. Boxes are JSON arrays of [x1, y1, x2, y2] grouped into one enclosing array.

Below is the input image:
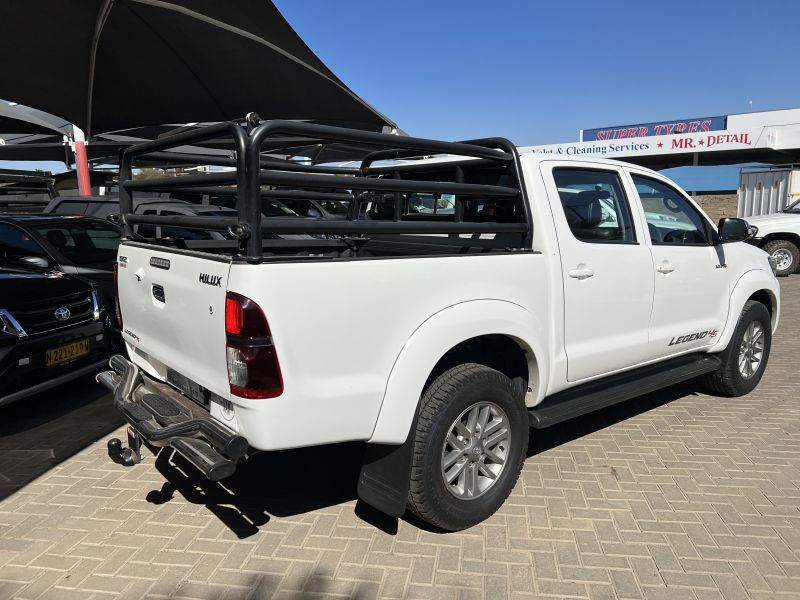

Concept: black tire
[[763, 239, 799, 277], [704, 300, 772, 397], [407, 363, 528, 531]]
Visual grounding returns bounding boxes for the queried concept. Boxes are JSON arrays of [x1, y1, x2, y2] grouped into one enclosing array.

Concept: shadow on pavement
[[529, 381, 697, 455], [145, 380, 705, 538], [0, 373, 123, 501], [147, 441, 365, 539]]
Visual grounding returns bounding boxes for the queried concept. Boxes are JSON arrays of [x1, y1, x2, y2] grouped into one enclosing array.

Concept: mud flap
[[357, 424, 415, 518]]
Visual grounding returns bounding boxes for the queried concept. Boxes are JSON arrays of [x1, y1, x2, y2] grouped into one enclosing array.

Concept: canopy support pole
[[72, 125, 91, 196]]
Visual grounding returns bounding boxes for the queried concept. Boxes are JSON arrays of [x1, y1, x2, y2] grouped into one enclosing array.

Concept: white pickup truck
[[745, 200, 800, 276], [99, 120, 780, 531]]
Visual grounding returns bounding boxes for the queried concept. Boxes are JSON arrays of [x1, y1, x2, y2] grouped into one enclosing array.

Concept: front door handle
[[656, 262, 675, 274], [568, 265, 595, 280]]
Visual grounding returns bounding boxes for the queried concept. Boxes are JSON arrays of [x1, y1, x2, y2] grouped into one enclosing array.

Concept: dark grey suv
[[0, 214, 121, 307]]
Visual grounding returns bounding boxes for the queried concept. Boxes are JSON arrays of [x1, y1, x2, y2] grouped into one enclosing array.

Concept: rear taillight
[[113, 262, 122, 329], [225, 292, 283, 399], [225, 297, 244, 334]]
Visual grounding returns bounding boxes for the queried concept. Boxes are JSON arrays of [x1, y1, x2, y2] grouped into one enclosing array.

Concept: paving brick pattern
[[1, 279, 800, 599]]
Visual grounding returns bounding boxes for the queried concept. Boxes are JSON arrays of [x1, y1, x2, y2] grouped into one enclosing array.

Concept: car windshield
[[31, 221, 121, 266], [783, 199, 800, 213]]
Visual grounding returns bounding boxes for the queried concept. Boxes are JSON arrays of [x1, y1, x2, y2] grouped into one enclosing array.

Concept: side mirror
[[717, 217, 757, 243], [18, 256, 50, 269]]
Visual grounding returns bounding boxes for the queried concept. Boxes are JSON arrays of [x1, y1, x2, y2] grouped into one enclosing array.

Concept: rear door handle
[[568, 265, 595, 280], [656, 262, 675, 274]]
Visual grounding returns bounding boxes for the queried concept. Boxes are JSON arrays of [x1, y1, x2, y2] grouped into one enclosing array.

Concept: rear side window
[[136, 209, 158, 238], [32, 222, 121, 266], [159, 210, 213, 240], [87, 203, 118, 219], [279, 199, 316, 217], [553, 169, 636, 243], [51, 200, 89, 215], [262, 199, 300, 217]]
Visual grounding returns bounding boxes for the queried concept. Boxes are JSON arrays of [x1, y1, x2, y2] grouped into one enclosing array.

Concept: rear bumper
[[97, 354, 248, 481], [0, 321, 109, 407]]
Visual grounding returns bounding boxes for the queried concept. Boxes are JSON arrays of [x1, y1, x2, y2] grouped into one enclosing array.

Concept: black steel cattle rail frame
[[119, 119, 531, 260]]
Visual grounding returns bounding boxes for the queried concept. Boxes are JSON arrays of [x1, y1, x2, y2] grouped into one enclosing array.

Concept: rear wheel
[[407, 363, 528, 531], [704, 300, 772, 396], [763, 239, 799, 277]]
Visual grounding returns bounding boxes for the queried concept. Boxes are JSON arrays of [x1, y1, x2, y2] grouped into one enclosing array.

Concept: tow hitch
[[107, 426, 143, 466], [97, 354, 248, 481]]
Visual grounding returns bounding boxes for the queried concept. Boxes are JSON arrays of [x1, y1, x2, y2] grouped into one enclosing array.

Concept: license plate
[[45, 339, 90, 367], [167, 368, 211, 407]]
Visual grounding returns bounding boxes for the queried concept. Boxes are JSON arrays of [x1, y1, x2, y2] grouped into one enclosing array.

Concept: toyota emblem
[[54, 306, 71, 321]]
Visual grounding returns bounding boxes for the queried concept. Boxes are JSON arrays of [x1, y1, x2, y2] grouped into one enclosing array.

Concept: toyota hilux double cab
[[745, 199, 800, 276], [99, 119, 779, 531]]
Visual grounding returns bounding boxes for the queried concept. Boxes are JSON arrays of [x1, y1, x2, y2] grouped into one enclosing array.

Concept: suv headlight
[[768, 255, 778, 276], [90, 290, 101, 321], [0, 309, 27, 339]]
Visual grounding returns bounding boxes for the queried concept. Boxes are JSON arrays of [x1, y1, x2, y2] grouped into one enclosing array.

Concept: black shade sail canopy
[[0, 0, 395, 137], [0, 102, 70, 136]]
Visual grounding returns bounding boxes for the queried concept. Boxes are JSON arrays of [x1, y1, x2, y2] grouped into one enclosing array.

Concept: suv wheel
[[407, 363, 528, 531], [763, 239, 799, 276], [704, 300, 772, 397]]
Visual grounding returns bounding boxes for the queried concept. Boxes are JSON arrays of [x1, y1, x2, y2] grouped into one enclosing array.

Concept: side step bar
[[528, 353, 722, 429]]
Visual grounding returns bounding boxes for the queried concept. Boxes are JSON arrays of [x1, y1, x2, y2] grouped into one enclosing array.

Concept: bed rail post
[[119, 151, 133, 238]]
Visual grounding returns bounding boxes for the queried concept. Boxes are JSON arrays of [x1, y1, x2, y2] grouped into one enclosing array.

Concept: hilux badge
[[54, 306, 71, 321], [199, 273, 223, 287]]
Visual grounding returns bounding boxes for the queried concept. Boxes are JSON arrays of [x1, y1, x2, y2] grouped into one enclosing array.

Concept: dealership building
[[519, 108, 800, 220]]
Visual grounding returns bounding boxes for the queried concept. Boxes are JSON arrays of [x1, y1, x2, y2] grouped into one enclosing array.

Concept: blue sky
[[274, 0, 800, 189], [5, 0, 800, 190], [275, 0, 799, 144]]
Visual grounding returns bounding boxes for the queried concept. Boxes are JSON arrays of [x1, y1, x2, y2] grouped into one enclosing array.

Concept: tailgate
[[117, 243, 231, 398]]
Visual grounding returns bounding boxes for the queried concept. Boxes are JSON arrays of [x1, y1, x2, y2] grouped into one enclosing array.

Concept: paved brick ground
[[1, 279, 799, 599], [0, 376, 122, 501]]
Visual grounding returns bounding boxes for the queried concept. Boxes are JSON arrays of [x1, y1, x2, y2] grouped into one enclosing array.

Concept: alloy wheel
[[738, 321, 765, 379], [441, 401, 511, 499]]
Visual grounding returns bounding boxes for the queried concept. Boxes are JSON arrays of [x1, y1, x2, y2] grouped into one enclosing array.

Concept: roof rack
[[118, 119, 531, 260]]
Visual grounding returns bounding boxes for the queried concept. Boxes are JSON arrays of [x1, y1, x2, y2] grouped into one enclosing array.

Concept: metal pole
[[72, 126, 91, 196]]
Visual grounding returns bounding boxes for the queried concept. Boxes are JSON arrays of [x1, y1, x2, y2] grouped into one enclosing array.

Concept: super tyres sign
[[582, 115, 727, 141]]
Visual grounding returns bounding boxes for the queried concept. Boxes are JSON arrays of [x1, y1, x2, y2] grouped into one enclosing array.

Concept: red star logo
[[698, 139, 705, 145], [657, 142, 663, 148]]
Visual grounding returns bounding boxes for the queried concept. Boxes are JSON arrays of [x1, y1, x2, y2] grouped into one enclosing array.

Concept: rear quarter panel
[[226, 252, 551, 450]]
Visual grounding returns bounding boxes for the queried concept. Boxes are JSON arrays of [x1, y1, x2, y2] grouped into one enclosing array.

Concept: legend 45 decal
[[668, 328, 719, 346]]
